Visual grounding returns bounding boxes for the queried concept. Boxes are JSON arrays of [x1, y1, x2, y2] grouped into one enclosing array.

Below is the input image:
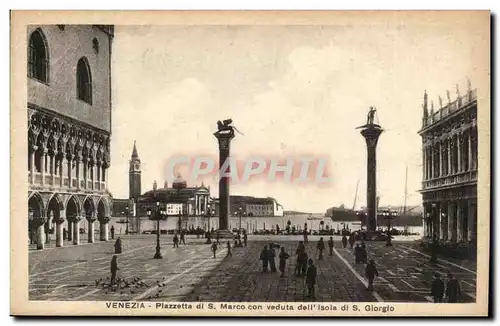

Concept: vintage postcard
[[10, 10, 490, 316]]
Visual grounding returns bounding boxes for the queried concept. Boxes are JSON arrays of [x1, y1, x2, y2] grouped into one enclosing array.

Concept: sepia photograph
[[10, 10, 490, 316]]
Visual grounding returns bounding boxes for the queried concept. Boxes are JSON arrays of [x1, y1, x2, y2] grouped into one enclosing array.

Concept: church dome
[[172, 173, 187, 189]]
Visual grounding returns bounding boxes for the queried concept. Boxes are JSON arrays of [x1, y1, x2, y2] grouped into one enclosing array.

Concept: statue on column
[[366, 107, 377, 125], [215, 119, 244, 137]]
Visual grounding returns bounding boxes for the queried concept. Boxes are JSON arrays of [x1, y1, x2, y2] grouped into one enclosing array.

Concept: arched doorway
[[46, 195, 63, 245], [28, 193, 44, 248], [97, 198, 110, 241], [84, 197, 96, 243], [66, 196, 80, 243]]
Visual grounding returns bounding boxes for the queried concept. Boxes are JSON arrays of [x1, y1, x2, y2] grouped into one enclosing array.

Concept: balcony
[[421, 170, 477, 191], [28, 170, 108, 194]]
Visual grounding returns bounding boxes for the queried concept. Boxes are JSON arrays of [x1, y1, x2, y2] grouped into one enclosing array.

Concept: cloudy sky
[[108, 16, 486, 213]]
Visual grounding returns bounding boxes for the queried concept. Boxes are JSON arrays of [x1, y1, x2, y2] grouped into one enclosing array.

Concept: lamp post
[[147, 201, 167, 259], [238, 206, 243, 233]]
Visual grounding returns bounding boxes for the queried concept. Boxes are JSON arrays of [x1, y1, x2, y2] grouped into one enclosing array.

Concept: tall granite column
[[214, 128, 235, 231], [359, 123, 384, 232]]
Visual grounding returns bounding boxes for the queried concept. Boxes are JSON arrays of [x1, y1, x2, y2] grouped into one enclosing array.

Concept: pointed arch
[[97, 197, 109, 219], [76, 57, 92, 105], [28, 192, 44, 218], [28, 28, 49, 83], [83, 196, 96, 218], [65, 195, 81, 219]]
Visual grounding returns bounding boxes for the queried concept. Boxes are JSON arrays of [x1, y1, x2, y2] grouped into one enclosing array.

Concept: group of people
[[431, 272, 462, 303]]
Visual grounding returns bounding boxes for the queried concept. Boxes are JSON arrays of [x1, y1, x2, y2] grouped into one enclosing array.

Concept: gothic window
[[28, 29, 49, 83], [77, 57, 92, 104], [92, 38, 99, 53]]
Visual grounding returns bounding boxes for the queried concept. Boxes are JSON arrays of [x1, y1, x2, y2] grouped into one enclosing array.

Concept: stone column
[[30, 146, 36, 184], [439, 203, 446, 240], [195, 195, 198, 216], [87, 213, 97, 243], [456, 201, 463, 242], [430, 145, 434, 178], [34, 216, 47, 250], [76, 156, 82, 189], [448, 201, 455, 241], [447, 138, 452, 175], [422, 146, 427, 180], [67, 155, 73, 188], [467, 200, 476, 241], [40, 148, 46, 185], [359, 124, 384, 232], [70, 216, 82, 245], [457, 135, 462, 173], [60, 156, 65, 187], [467, 132, 472, 171], [55, 211, 65, 248], [214, 129, 237, 231], [96, 162, 101, 191], [99, 216, 110, 241]]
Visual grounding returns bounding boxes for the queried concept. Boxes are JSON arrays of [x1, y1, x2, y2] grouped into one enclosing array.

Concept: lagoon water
[[108, 214, 423, 236]]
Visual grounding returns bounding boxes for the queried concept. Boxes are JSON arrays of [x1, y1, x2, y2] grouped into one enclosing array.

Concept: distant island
[[284, 210, 312, 215]]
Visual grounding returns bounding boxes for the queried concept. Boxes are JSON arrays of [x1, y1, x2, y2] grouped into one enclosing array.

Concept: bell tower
[[129, 141, 141, 200]]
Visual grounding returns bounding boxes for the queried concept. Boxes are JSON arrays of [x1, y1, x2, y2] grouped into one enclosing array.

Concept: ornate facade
[[27, 25, 114, 250], [418, 82, 478, 243]]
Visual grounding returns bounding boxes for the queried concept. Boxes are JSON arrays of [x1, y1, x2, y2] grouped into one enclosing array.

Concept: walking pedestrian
[[211, 242, 218, 258], [317, 237, 325, 260], [216, 231, 221, 245], [445, 273, 461, 303], [243, 232, 248, 247], [114, 237, 122, 254], [303, 229, 308, 244], [342, 235, 347, 248], [348, 233, 355, 249], [365, 259, 379, 291], [110, 226, 115, 240], [63, 228, 67, 241], [279, 247, 290, 278], [226, 241, 232, 258], [110, 255, 119, 285], [260, 245, 269, 272], [306, 258, 317, 298], [431, 273, 445, 303], [180, 231, 186, 245], [295, 241, 306, 276], [173, 234, 179, 248], [328, 236, 334, 256], [268, 243, 277, 272]]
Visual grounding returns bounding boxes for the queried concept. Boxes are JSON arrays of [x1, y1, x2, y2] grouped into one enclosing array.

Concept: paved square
[[29, 235, 476, 303]]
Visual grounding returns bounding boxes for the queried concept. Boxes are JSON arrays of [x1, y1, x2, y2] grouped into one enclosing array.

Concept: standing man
[[328, 237, 334, 256], [431, 273, 445, 303], [243, 232, 248, 247], [305, 258, 317, 298], [316, 237, 325, 260], [110, 225, 115, 240], [226, 241, 232, 258], [180, 231, 186, 245], [445, 273, 461, 303], [173, 233, 179, 248]]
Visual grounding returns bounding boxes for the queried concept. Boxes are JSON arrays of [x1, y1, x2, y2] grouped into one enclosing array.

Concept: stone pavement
[[29, 235, 476, 303], [335, 243, 477, 303]]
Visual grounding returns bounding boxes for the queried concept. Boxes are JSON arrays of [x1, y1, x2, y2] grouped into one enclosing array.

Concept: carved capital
[[53, 217, 66, 225], [67, 215, 82, 223], [32, 217, 47, 227], [98, 216, 110, 224], [86, 214, 97, 222]]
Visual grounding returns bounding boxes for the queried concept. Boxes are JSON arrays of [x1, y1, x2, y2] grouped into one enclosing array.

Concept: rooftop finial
[[131, 140, 139, 158]]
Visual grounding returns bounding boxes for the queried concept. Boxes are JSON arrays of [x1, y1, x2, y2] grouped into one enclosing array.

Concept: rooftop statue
[[367, 106, 377, 125], [215, 119, 244, 136]]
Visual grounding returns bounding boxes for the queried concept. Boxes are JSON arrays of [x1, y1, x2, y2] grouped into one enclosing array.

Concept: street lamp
[[147, 201, 167, 259], [238, 206, 243, 232]]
